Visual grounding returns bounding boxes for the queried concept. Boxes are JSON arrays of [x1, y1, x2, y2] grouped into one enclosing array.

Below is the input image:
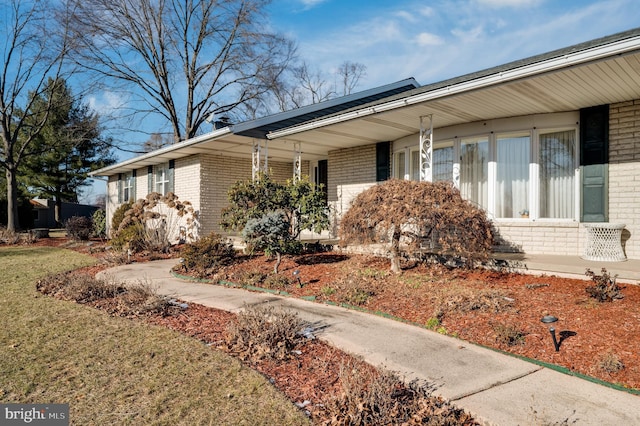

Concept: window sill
[[494, 219, 579, 228]]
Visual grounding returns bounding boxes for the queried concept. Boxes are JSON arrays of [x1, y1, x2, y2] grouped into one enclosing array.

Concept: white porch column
[[293, 141, 302, 182], [252, 139, 269, 181], [419, 115, 433, 182]]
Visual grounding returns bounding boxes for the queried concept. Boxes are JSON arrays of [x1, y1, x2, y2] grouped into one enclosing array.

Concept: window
[[154, 161, 174, 195], [156, 165, 170, 195], [391, 117, 577, 221], [118, 171, 135, 203], [395, 151, 407, 179], [123, 172, 134, 202], [433, 145, 453, 182], [539, 130, 575, 219], [496, 133, 530, 218], [460, 137, 488, 210]]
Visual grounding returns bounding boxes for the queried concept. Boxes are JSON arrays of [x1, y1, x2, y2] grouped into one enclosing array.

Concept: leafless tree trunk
[[337, 61, 367, 96], [63, 0, 297, 142], [0, 0, 68, 231]]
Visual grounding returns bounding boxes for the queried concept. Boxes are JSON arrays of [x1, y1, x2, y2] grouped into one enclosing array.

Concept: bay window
[[393, 115, 578, 221]]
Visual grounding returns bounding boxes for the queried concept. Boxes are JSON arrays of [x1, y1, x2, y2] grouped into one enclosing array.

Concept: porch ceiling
[[268, 49, 640, 149]]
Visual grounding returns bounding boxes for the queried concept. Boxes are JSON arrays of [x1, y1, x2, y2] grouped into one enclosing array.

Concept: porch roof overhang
[[90, 78, 420, 177], [267, 28, 640, 148], [92, 28, 640, 178]]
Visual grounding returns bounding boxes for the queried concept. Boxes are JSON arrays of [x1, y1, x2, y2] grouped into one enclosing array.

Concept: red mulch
[[205, 252, 640, 391], [19, 236, 640, 422]]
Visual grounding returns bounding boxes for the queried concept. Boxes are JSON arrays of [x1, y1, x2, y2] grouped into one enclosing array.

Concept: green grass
[[0, 246, 309, 425]]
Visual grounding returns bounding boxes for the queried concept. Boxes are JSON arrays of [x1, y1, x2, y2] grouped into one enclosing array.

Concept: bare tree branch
[[0, 0, 69, 230], [63, 0, 297, 142]]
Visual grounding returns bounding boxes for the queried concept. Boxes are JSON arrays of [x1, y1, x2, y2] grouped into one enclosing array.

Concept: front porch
[[494, 253, 640, 284]]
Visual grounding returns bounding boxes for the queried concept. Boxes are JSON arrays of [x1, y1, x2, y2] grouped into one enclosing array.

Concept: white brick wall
[[199, 155, 296, 236], [609, 99, 640, 259]]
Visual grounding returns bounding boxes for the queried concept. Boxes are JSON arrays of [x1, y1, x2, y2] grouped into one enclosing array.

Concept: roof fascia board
[[267, 34, 640, 140], [90, 127, 233, 176]]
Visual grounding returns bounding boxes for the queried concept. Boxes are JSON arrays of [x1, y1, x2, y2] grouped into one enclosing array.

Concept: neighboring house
[[30, 199, 99, 229], [92, 28, 640, 260]]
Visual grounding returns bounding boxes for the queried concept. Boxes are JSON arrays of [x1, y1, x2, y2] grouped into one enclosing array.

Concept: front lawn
[[0, 246, 309, 425]]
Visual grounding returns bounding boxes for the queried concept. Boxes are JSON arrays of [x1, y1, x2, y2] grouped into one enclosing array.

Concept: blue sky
[[265, 0, 640, 89], [84, 0, 640, 203]]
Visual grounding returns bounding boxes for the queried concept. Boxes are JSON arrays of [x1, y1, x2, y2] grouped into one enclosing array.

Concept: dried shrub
[[493, 323, 526, 346], [339, 180, 494, 273], [36, 272, 176, 317], [333, 275, 376, 306], [180, 232, 236, 278], [0, 227, 22, 245], [596, 351, 625, 374], [111, 282, 176, 317], [36, 271, 123, 303], [112, 192, 199, 253], [321, 362, 475, 425], [263, 274, 292, 290], [225, 305, 307, 362], [65, 216, 94, 241], [238, 270, 268, 287], [585, 268, 623, 302], [436, 288, 513, 315]]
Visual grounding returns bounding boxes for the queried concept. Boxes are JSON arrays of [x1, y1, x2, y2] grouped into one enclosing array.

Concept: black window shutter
[[376, 142, 391, 181], [580, 105, 609, 222]]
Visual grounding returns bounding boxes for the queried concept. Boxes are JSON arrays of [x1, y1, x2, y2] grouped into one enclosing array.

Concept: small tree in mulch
[[242, 211, 298, 274], [221, 174, 329, 273], [339, 180, 494, 273]]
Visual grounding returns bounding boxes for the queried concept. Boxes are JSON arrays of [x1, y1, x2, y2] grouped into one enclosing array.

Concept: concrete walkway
[[98, 259, 640, 426]]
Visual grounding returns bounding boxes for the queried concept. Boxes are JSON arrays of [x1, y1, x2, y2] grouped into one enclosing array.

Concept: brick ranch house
[[92, 28, 640, 260]]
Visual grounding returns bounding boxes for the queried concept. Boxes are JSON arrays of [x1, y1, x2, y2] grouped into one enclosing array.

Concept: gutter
[[267, 34, 640, 139], [89, 126, 233, 176]]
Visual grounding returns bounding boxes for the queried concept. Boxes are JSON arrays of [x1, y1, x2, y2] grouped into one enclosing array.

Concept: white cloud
[[88, 91, 127, 117], [415, 32, 444, 46], [475, 0, 543, 7], [298, 0, 328, 9], [395, 10, 417, 23]]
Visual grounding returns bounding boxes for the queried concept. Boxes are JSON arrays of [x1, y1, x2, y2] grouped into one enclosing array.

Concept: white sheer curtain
[[433, 146, 453, 182], [460, 138, 488, 209], [540, 130, 575, 218], [496, 135, 530, 218], [395, 151, 406, 179], [411, 150, 420, 181]]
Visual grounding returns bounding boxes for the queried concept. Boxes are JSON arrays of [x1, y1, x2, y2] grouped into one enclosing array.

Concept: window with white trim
[[123, 172, 134, 202], [496, 133, 530, 218], [460, 136, 489, 210], [155, 163, 171, 195], [539, 130, 576, 219]]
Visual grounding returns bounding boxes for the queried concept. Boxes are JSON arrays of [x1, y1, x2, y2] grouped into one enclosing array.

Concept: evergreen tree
[[21, 78, 115, 225]]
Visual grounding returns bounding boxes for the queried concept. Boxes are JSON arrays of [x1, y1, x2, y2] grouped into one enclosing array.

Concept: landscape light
[[541, 315, 560, 352]]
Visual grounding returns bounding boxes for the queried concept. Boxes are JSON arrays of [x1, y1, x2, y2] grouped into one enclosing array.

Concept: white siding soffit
[[266, 34, 640, 140]]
